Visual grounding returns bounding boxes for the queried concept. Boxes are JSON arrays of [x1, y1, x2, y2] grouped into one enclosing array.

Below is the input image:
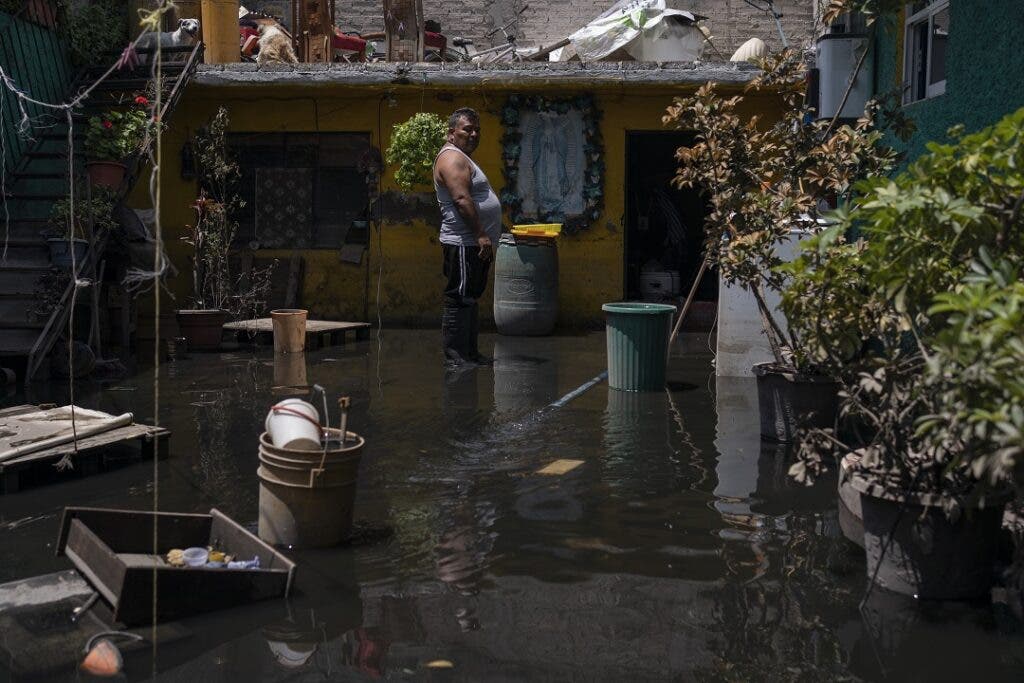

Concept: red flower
[[102, 120, 113, 129], [135, 96, 149, 105]]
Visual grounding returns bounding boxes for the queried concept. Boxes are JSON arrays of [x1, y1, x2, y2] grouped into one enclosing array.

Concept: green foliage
[[186, 108, 275, 317], [84, 98, 151, 161], [61, 0, 127, 67], [47, 188, 118, 239], [187, 107, 240, 311], [785, 108, 1024, 499], [918, 255, 1024, 489], [662, 50, 897, 369], [385, 113, 447, 192]]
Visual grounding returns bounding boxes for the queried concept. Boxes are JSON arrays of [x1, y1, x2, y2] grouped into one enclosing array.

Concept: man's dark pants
[[442, 243, 491, 363]]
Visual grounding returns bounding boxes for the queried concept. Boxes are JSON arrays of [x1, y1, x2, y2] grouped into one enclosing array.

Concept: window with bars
[[227, 132, 372, 249], [903, 0, 949, 103]]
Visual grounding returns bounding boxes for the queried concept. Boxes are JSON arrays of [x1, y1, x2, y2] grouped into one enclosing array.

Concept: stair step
[[10, 172, 67, 180], [0, 327, 43, 355], [22, 151, 69, 160], [0, 221, 52, 239], [0, 266, 51, 293], [0, 318, 45, 331], [0, 243, 51, 268], [0, 297, 37, 324], [8, 177, 67, 195], [4, 192, 65, 201]]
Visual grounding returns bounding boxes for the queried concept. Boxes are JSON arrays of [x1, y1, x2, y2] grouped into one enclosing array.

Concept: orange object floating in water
[[80, 638, 123, 677]]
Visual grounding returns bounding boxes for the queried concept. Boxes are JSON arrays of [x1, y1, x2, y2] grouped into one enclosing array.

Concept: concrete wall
[[872, 4, 1024, 163], [140, 80, 782, 328], [247, 0, 818, 57]]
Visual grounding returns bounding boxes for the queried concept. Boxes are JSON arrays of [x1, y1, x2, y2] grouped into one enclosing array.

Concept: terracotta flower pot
[[86, 161, 127, 190], [176, 309, 229, 352]]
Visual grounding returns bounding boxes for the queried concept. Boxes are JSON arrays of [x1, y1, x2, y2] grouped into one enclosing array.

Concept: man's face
[[448, 116, 480, 155]]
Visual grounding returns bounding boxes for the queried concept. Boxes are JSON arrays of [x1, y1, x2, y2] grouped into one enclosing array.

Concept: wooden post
[[298, 0, 335, 62], [383, 0, 424, 61]]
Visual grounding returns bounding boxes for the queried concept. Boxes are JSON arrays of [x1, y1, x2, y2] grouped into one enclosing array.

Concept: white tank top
[[433, 144, 503, 247]]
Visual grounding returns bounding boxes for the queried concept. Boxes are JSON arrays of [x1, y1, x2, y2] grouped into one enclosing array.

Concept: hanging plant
[[385, 113, 447, 192], [500, 94, 604, 235]]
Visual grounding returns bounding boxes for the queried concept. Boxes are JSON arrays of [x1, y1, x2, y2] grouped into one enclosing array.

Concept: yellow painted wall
[[139, 82, 780, 328]]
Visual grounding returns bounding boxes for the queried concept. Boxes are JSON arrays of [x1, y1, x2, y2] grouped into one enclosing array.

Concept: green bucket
[[603, 302, 677, 391]]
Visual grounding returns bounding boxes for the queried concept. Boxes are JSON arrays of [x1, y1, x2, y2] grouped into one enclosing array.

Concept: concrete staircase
[[0, 43, 203, 380]]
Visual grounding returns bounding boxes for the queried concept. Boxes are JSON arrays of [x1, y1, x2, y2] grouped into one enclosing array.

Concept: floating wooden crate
[[57, 507, 296, 626], [224, 318, 371, 350], [0, 405, 169, 494]]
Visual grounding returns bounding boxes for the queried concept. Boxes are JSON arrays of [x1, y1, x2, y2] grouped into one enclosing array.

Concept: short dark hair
[[448, 108, 480, 130]]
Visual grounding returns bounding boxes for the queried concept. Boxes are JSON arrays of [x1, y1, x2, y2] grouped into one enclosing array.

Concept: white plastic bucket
[[265, 399, 322, 451]]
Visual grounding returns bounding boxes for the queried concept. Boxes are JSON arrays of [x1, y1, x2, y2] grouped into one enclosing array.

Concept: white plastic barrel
[[264, 398, 322, 451]]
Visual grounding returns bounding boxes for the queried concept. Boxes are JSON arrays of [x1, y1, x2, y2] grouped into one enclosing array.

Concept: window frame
[[903, 0, 949, 104], [224, 131, 372, 250]]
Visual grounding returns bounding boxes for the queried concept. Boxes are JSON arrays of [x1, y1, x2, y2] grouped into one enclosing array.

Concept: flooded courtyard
[[2, 329, 1024, 681]]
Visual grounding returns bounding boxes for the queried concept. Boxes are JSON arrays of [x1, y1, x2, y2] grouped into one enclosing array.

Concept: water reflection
[[4, 331, 1024, 680], [492, 336, 558, 418]]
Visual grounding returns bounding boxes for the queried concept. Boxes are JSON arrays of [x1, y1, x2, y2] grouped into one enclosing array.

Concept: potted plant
[[385, 112, 447, 192], [661, 51, 898, 441], [84, 96, 152, 189], [178, 107, 274, 351], [787, 108, 1024, 599], [45, 190, 118, 268]]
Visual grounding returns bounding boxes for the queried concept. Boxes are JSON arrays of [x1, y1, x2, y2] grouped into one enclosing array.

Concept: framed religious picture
[[500, 95, 604, 235]]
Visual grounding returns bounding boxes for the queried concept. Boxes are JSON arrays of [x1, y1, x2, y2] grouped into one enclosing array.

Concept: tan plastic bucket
[[257, 429, 364, 548], [271, 309, 308, 354], [200, 0, 240, 63]]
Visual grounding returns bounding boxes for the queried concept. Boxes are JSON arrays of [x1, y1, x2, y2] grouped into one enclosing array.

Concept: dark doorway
[[624, 131, 716, 310]]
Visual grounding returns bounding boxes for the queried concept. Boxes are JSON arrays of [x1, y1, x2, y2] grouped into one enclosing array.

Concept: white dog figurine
[[256, 24, 298, 65], [136, 18, 201, 65]]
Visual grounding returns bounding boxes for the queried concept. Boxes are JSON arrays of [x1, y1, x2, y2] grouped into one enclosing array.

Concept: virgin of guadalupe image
[[518, 109, 585, 218]]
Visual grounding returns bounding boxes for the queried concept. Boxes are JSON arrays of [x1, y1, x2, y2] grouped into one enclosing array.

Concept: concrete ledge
[[194, 60, 761, 88]]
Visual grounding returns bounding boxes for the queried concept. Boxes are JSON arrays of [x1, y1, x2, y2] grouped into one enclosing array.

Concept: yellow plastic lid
[[511, 223, 562, 238]]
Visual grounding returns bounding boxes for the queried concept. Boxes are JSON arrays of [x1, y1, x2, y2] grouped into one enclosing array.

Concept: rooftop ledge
[[193, 60, 761, 88]]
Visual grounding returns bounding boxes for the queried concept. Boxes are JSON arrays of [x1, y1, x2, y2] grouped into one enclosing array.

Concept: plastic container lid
[[511, 223, 562, 238], [182, 547, 209, 567], [602, 302, 677, 315]]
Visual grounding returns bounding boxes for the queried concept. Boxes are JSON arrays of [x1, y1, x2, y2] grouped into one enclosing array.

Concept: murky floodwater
[[2, 329, 1024, 681]]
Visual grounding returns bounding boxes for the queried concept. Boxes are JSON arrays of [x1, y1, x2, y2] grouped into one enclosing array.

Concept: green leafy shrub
[[47, 188, 119, 239], [662, 51, 897, 371], [62, 0, 126, 67], [385, 113, 447, 192], [785, 107, 1024, 499]]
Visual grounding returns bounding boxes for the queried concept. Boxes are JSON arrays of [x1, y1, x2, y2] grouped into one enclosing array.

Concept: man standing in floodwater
[[433, 107, 502, 365]]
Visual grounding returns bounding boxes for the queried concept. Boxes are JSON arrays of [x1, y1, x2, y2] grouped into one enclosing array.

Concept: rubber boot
[[467, 304, 493, 365], [442, 302, 472, 365]]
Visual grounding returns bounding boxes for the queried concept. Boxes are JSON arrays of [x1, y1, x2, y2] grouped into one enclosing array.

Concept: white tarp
[[0, 406, 133, 463], [562, 0, 705, 62]]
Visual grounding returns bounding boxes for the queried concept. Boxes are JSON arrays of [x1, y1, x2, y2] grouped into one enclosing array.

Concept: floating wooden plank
[[536, 459, 585, 476], [224, 318, 371, 349], [0, 405, 169, 494]]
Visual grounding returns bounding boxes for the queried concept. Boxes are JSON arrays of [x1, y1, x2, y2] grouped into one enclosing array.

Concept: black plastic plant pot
[[852, 473, 1007, 600], [753, 362, 839, 442]]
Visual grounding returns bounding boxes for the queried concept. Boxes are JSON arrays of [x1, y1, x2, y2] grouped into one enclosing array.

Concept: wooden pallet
[[0, 405, 170, 494], [224, 319, 371, 350]]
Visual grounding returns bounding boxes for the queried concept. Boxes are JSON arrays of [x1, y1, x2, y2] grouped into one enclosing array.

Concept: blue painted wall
[[872, 4, 1024, 162]]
